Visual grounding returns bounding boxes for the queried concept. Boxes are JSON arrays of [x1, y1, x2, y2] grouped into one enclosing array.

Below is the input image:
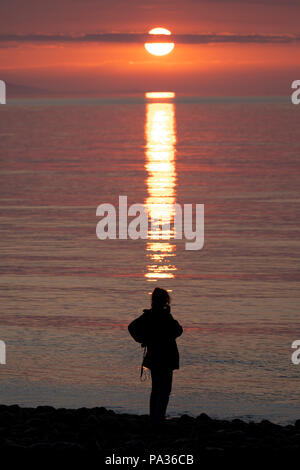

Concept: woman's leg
[[159, 370, 173, 419], [150, 369, 173, 423], [150, 370, 159, 422]]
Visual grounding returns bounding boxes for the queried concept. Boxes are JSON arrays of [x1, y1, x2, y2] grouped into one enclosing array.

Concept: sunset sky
[[1, 0, 300, 95]]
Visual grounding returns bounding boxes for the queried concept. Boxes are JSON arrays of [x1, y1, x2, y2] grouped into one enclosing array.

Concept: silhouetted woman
[[128, 288, 183, 424]]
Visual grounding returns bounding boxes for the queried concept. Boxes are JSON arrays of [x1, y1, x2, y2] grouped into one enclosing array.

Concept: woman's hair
[[151, 287, 170, 309]]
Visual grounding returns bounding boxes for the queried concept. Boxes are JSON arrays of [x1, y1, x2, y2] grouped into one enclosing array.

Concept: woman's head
[[151, 287, 170, 309]]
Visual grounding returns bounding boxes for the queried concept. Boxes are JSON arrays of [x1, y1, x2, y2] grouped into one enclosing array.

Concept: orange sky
[[1, 0, 300, 95]]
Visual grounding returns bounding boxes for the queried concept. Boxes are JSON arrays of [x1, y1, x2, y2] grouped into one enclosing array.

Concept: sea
[[0, 94, 299, 424]]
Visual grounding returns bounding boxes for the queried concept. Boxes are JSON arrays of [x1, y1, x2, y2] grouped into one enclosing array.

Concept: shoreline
[[1, 404, 300, 461]]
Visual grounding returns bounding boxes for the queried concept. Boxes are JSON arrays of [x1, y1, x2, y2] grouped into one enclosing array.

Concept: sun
[[145, 27, 175, 56]]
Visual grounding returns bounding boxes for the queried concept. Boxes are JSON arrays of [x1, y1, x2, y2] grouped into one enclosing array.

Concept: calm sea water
[[0, 96, 299, 423]]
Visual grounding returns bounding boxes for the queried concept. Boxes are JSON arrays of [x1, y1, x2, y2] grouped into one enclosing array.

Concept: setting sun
[[144, 27, 175, 56]]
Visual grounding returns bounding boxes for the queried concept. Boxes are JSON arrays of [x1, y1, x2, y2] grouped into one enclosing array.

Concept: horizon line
[[1, 32, 300, 46]]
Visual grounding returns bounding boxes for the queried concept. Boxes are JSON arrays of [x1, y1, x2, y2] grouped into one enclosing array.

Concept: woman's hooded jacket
[[128, 305, 183, 371]]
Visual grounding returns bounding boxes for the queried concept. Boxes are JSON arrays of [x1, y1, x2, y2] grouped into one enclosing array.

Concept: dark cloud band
[[1, 33, 300, 45]]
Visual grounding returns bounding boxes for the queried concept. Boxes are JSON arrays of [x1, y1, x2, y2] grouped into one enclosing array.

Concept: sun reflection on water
[[144, 94, 177, 280]]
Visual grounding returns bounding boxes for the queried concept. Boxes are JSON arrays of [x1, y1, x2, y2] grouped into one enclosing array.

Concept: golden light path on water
[[144, 93, 177, 280]]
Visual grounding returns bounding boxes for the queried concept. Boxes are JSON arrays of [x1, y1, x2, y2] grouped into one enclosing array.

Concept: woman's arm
[[172, 319, 183, 338], [128, 316, 147, 344]]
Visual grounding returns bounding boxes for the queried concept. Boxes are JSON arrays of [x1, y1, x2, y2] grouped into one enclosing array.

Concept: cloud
[[1, 32, 300, 46]]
